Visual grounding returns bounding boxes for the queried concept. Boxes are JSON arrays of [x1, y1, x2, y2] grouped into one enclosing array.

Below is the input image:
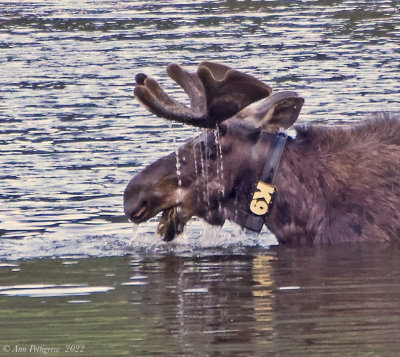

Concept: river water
[[1, 1, 400, 355]]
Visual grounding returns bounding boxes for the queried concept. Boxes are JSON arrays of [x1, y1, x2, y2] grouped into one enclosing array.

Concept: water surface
[[1, 246, 400, 356], [0, 1, 400, 355], [1, 0, 399, 257]]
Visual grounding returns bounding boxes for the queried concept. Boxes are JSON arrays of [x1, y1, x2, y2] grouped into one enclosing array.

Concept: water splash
[[126, 216, 275, 257]]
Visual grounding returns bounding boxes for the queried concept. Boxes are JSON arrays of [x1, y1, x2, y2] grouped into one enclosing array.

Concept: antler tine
[[166, 63, 206, 117], [134, 64, 209, 127], [135, 73, 147, 86]]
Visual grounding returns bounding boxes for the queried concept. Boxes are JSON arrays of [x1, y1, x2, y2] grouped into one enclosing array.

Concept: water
[[1, 1, 400, 355], [2, 246, 400, 356]]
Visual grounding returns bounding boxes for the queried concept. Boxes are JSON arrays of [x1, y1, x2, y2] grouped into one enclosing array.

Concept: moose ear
[[238, 91, 304, 132]]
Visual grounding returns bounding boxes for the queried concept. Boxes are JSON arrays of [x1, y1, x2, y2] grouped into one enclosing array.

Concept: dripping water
[[174, 145, 183, 206], [165, 121, 182, 194], [200, 133, 211, 220], [129, 223, 142, 247], [214, 126, 225, 214], [192, 129, 200, 181], [163, 118, 173, 128], [233, 189, 240, 225], [167, 122, 184, 234]]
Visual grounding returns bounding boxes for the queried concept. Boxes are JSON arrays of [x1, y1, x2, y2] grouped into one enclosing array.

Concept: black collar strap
[[242, 131, 288, 233]]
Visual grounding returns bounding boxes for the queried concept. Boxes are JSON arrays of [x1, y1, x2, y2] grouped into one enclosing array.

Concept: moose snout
[[123, 174, 167, 224], [123, 179, 150, 223]]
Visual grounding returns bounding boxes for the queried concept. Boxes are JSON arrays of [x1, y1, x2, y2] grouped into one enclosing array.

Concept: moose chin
[[124, 61, 400, 245]]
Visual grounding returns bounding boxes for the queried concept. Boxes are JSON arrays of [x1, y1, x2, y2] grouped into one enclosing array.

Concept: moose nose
[[124, 198, 149, 223], [124, 186, 139, 221]]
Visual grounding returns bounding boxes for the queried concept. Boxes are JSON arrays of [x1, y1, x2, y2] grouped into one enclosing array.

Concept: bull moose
[[124, 62, 400, 245]]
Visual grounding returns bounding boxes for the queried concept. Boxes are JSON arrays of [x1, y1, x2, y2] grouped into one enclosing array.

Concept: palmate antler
[[134, 62, 273, 128]]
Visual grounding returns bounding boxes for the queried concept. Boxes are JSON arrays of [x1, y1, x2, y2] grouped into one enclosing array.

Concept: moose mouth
[[129, 200, 152, 224]]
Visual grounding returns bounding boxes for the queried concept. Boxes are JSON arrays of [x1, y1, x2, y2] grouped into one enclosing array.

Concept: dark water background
[[1, 1, 400, 355]]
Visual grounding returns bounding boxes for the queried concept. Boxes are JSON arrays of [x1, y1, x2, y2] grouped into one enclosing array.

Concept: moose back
[[124, 62, 400, 245]]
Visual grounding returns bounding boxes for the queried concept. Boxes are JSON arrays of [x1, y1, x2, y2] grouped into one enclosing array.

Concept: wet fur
[[267, 115, 400, 244]]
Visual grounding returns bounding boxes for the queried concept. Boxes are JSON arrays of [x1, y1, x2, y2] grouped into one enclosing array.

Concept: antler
[[134, 62, 272, 128]]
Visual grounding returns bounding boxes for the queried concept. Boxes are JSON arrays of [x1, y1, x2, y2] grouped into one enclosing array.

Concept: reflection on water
[[0, 284, 114, 297], [1, 246, 400, 355]]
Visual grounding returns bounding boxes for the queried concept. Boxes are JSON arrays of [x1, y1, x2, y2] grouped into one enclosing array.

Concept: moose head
[[124, 62, 304, 241]]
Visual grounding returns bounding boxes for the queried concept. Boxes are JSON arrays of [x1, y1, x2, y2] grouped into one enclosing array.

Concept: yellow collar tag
[[249, 181, 276, 216], [241, 132, 287, 232]]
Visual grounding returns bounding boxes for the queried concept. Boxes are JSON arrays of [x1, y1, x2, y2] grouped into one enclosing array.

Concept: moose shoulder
[[124, 62, 400, 245]]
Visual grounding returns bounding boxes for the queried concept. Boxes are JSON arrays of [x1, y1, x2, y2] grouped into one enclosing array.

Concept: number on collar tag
[[249, 181, 276, 216]]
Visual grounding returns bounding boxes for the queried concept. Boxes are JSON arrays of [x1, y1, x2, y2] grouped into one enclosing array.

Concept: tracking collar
[[241, 131, 288, 233]]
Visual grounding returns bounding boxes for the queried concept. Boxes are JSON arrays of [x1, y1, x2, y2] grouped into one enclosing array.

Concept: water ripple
[[0, 0, 399, 259], [0, 284, 114, 298]]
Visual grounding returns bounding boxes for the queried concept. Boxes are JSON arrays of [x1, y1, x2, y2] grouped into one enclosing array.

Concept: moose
[[124, 62, 400, 245]]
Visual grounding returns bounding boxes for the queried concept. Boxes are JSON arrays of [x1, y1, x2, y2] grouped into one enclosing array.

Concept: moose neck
[[263, 128, 332, 245]]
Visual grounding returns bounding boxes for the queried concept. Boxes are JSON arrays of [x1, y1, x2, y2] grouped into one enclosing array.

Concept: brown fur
[[267, 115, 400, 244], [124, 115, 400, 244]]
